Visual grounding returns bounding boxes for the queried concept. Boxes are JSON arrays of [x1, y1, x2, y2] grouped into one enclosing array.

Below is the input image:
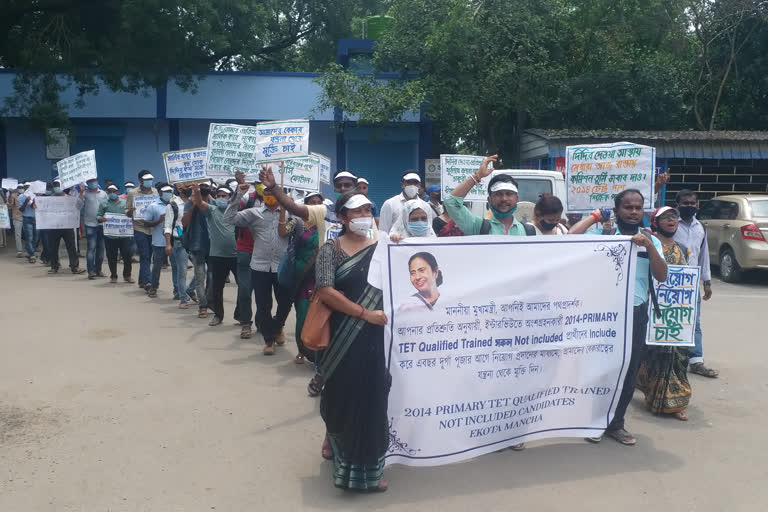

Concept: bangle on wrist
[[590, 212, 601, 223], [469, 174, 479, 185], [358, 305, 366, 318]]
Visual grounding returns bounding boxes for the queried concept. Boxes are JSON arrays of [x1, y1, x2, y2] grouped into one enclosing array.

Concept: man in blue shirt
[[143, 184, 172, 298], [570, 189, 668, 446]]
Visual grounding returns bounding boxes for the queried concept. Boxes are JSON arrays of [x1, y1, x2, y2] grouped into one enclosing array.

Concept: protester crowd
[[0, 154, 719, 493]]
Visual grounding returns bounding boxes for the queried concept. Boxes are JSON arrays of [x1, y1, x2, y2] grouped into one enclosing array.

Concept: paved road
[[0, 246, 765, 511]]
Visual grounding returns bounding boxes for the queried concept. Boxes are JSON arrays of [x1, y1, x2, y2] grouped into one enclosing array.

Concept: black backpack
[[480, 219, 535, 236]]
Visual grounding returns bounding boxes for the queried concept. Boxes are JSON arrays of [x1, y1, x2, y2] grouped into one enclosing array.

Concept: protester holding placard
[[198, 185, 238, 327], [98, 185, 134, 283], [84, 178, 107, 280], [379, 171, 431, 234], [225, 177, 291, 353], [313, 190, 389, 493], [570, 189, 668, 446], [444, 155, 529, 236], [46, 186, 85, 275], [636, 206, 692, 420], [164, 187, 188, 308], [0, 188, 8, 248], [125, 171, 158, 290], [674, 189, 718, 379], [8, 184, 24, 257], [17, 185, 38, 263], [181, 183, 211, 318], [143, 185, 173, 298]]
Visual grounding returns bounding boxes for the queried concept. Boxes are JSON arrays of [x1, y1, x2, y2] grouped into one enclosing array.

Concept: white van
[[469, 169, 567, 223]]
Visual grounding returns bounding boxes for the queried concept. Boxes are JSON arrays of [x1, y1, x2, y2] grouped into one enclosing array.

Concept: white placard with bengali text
[[647, 265, 699, 347], [163, 147, 209, 184], [132, 195, 159, 221], [2, 178, 18, 190], [0, 204, 10, 229], [440, 154, 490, 203], [28, 181, 48, 195], [565, 142, 655, 212], [375, 235, 637, 467], [317, 152, 331, 184], [103, 213, 134, 237], [56, 150, 98, 189], [34, 196, 80, 229], [263, 154, 326, 193]]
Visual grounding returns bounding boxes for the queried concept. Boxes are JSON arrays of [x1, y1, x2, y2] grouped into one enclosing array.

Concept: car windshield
[[750, 199, 768, 218], [515, 178, 553, 203]]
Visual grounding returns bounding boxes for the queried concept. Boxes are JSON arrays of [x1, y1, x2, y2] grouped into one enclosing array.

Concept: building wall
[[666, 158, 768, 202]]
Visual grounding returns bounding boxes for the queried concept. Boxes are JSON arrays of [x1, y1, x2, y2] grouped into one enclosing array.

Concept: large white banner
[[647, 265, 699, 347], [34, 196, 80, 229], [378, 235, 637, 467], [565, 142, 655, 212], [56, 150, 98, 189]]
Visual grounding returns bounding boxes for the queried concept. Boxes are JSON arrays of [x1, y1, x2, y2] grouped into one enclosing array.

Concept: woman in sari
[[315, 191, 390, 492], [636, 206, 692, 420], [281, 192, 324, 365]]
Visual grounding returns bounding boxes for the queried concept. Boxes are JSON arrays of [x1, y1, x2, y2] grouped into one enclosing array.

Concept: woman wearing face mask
[[529, 194, 568, 235], [388, 199, 436, 242], [313, 190, 390, 493], [636, 206, 692, 421]]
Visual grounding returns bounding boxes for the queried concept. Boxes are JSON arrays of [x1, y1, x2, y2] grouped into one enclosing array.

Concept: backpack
[[277, 218, 305, 287], [480, 219, 535, 236], [170, 201, 179, 237]]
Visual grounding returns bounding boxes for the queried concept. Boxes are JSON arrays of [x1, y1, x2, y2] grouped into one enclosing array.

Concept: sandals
[[690, 363, 719, 378], [240, 324, 252, 339], [321, 435, 333, 460], [148, 289, 158, 298], [198, 309, 208, 318], [71, 268, 86, 274], [674, 411, 689, 421], [263, 344, 275, 356], [275, 330, 286, 346], [307, 374, 324, 397], [294, 354, 305, 365], [606, 428, 636, 446], [510, 443, 526, 451]]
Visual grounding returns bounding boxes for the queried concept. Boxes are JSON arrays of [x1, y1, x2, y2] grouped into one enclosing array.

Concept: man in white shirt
[[378, 171, 433, 233]]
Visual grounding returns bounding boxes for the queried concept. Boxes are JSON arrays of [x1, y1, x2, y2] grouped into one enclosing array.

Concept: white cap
[[356, 177, 369, 185], [160, 185, 173, 193], [489, 182, 518, 194], [217, 186, 233, 196], [124, 182, 135, 188], [305, 191, 322, 200], [142, 174, 154, 180], [341, 194, 373, 210], [107, 185, 119, 192], [402, 173, 421, 182], [334, 171, 357, 181], [23, 181, 31, 186]]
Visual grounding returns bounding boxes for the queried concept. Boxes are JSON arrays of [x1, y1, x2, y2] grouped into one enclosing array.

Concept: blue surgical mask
[[87, 182, 98, 190], [490, 204, 517, 219], [52, 187, 62, 194], [407, 221, 429, 236], [108, 193, 119, 201], [215, 198, 228, 210], [143, 179, 153, 188], [161, 192, 173, 203]]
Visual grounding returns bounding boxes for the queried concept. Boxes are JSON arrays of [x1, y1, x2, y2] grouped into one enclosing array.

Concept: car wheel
[[720, 247, 742, 283]]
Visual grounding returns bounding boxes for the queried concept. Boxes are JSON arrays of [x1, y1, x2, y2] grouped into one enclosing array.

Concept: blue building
[[0, 48, 431, 209]]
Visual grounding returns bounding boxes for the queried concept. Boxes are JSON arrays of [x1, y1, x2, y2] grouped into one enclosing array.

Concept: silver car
[[698, 194, 768, 282]]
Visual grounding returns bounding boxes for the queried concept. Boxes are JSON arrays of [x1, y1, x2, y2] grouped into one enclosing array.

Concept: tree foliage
[[0, 0, 383, 129]]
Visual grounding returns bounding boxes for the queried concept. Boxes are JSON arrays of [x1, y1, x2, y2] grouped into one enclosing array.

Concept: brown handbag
[[301, 238, 340, 351]]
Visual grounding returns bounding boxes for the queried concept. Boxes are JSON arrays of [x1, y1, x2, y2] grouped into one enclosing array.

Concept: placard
[[28, 181, 47, 195], [565, 142, 655, 212], [376, 235, 637, 467], [102, 213, 134, 237], [440, 155, 490, 202], [56, 150, 98, 189], [0, 204, 10, 229], [263, 154, 324, 193], [425, 159, 441, 189], [132, 195, 159, 221], [205, 119, 310, 178], [164, 147, 208, 184], [647, 265, 699, 347], [34, 196, 80, 229], [317, 152, 331, 184], [2, 178, 18, 190]]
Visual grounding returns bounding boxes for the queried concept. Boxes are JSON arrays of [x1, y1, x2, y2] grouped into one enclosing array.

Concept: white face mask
[[348, 216, 373, 236], [403, 185, 419, 198]]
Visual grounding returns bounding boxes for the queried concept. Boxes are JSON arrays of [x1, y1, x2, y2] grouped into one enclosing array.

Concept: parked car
[[698, 194, 768, 282]]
